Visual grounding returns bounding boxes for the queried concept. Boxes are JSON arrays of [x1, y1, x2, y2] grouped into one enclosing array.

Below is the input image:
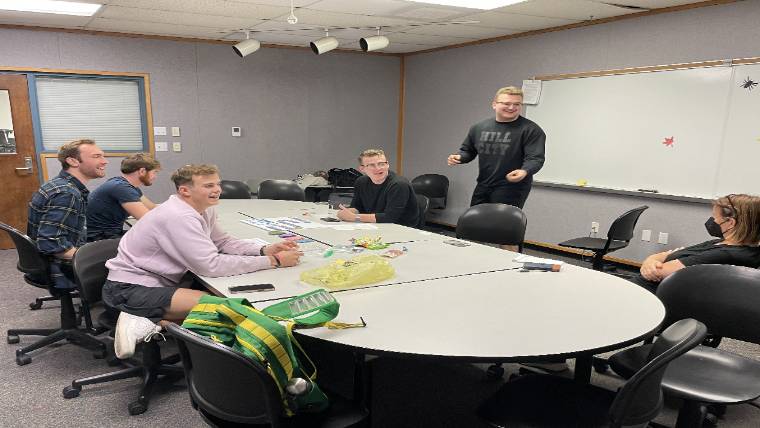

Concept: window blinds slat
[[36, 77, 144, 151]]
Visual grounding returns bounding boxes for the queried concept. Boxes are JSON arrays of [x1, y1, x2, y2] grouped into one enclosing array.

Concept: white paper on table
[[521, 80, 542, 105], [331, 224, 379, 230], [513, 254, 564, 265]]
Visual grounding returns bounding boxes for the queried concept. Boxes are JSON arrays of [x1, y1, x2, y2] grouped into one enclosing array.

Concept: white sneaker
[[114, 312, 163, 359]]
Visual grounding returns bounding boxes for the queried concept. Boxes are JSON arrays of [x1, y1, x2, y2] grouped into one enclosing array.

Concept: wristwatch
[[354, 214, 361, 222]]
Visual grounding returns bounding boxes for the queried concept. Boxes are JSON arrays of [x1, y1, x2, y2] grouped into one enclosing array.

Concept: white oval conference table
[[196, 199, 665, 386]]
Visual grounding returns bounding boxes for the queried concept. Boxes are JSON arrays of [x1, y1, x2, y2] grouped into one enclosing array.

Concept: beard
[[139, 173, 154, 186]]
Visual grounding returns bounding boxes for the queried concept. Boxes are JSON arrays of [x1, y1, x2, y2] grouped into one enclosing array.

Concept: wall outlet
[[641, 229, 651, 241], [155, 141, 168, 152], [171, 126, 181, 137], [591, 221, 600, 233], [172, 142, 182, 152], [658, 232, 669, 245]]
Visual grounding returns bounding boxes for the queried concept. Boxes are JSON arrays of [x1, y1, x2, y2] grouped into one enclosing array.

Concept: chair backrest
[[327, 192, 354, 209], [416, 194, 430, 229], [657, 264, 760, 344], [73, 238, 120, 305], [167, 324, 285, 427], [258, 179, 305, 202], [411, 174, 449, 209], [455, 203, 527, 247], [608, 318, 707, 427], [220, 180, 252, 199], [607, 205, 648, 243], [0, 221, 51, 286]]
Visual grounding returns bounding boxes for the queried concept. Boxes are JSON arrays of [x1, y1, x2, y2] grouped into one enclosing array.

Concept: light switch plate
[[172, 142, 182, 152], [232, 126, 242, 137], [155, 142, 168, 152], [171, 126, 181, 137], [153, 126, 167, 136]]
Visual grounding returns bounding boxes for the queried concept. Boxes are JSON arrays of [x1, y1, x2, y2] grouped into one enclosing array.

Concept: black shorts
[[470, 184, 532, 208], [102, 280, 177, 322]]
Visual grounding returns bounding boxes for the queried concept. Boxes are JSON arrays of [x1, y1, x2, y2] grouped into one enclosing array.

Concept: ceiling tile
[[86, 17, 226, 38], [394, 6, 468, 20], [393, 23, 515, 39], [99, 6, 263, 29], [305, 0, 411, 16], [493, 0, 638, 20], [281, 8, 416, 28], [462, 10, 578, 30], [384, 32, 473, 45], [105, 0, 288, 19]]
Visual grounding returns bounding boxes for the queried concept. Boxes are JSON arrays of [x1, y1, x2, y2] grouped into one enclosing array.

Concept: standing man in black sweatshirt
[[448, 86, 546, 209], [336, 149, 419, 228]]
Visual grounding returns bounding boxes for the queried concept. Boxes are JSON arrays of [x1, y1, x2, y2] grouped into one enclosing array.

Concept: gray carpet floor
[[2, 235, 760, 427]]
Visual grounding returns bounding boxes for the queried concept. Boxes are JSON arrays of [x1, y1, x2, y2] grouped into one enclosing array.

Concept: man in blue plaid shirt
[[28, 139, 108, 288]]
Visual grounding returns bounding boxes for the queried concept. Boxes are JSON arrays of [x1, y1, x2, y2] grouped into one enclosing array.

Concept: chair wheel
[[62, 385, 81, 399], [7, 334, 20, 344], [128, 400, 148, 415], [29, 301, 43, 310], [107, 356, 121, 367], [16, 353, 32, 366], [93, 349, 107, 359], [704, 413, 719, 426], [593, 359, 609, 374], [485, 364, 505, 380]]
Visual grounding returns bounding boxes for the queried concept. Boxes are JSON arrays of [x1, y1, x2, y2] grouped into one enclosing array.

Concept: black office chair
[[478, 318, 706, 428], [2, 222, 106, 366], [606, 265, 760, 428], [455, 203, 527, 252], [558, 205, 648, 271], [220, 180, 252, 199], [258, 179, 306, 202], [416, 194, 430, 230], [167, 324, 368, 428], [411, 174, 449, 210], [62, 238, 184, 416]]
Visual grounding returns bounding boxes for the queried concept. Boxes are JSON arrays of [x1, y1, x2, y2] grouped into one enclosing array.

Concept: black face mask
[[704, 217, 726, 238]]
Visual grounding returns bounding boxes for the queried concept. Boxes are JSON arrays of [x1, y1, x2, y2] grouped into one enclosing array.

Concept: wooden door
[[0, 74, 39, 249]]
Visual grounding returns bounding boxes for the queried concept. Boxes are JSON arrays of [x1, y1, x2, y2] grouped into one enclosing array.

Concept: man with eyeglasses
[[448, 86, 546, 211], [336, 149, 419, 228]]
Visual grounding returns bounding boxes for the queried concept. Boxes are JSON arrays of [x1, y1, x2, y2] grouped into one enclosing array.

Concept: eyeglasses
[[362, 161, 389, 169], [495, 102, 522, 108], [721, 194, 737, 218]]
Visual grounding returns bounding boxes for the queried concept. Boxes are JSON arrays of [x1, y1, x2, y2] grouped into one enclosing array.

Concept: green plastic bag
[[300, 254, 395, 290]]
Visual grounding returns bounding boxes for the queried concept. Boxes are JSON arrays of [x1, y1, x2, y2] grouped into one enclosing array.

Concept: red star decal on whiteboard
[[663, 136, 674, 147]]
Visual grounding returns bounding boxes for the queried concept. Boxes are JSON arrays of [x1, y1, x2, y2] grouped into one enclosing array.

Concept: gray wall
[[402, 0, 760, 263], [0, 28, 400, 199]]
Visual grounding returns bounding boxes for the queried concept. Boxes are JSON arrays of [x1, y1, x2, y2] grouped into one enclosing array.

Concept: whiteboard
[[525, 66, 736, 199], [714, 63, 760, 196]]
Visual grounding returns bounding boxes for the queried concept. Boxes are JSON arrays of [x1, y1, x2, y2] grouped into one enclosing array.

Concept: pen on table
[[637, 189, 659, 194], [238, 211, 257, 219]]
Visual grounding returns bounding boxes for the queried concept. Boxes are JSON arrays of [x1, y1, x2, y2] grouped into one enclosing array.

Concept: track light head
[[360, 35, 389, 52], [233, 38, 261, 57], [310, 36, 339, 55]]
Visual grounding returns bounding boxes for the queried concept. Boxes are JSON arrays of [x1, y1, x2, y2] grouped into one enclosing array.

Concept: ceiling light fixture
[[232, 31, 261, 58], [310, 29, 339, 55], [408, 0, 528, 10], [360, 27, 389, 53], [286, 0, 298, 24], [0, 0, 102, 16]]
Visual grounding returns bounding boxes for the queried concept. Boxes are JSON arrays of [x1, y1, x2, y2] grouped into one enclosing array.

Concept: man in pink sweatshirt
[[103, 164, 301, 358]]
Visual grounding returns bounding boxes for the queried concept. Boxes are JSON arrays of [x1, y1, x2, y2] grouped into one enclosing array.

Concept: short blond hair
[[170, 164, 219, 189], [58, 139, 96, 169], [121, 153, 161, 174], [494, 86, 523, 100], [358, 149, 386, 164], [714, 194, 760, 244]]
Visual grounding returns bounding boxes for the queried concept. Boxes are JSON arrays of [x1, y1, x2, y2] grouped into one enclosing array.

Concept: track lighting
[[232, 31, 260, 58], [360, 28, 389, 52], [310, 29, 339, 55]]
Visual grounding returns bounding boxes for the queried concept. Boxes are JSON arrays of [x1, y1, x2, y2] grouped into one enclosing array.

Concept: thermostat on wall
[[232, 127, 242, 137]]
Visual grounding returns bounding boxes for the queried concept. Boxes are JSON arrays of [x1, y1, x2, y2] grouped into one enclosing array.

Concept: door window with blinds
[[35, 76, 147, 151]]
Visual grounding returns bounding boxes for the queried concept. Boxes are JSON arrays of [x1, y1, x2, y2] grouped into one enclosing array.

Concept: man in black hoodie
[[448, 86, 546, 209], [336, 149, 419, 228]]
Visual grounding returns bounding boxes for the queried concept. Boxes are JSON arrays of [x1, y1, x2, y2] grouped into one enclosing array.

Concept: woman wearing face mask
[[633, 194, 760, 293]]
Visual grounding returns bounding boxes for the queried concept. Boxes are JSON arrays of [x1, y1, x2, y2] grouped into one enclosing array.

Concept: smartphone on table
[[229, 283, 275, 293]]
